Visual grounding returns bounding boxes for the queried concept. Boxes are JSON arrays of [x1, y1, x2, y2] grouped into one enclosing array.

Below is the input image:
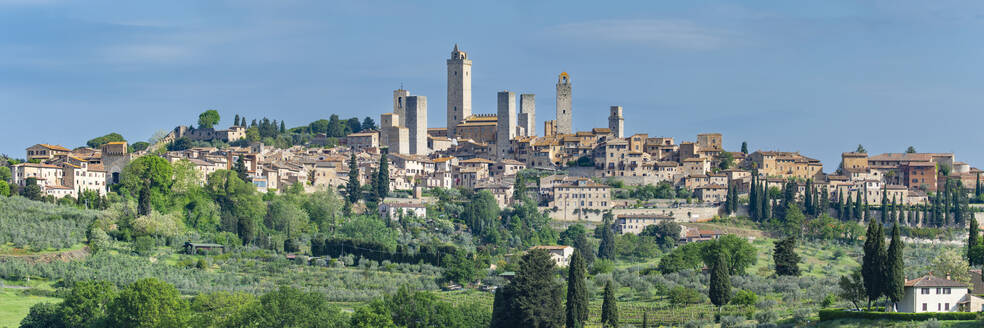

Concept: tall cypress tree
[[565, 250, 588, 328], [862, 221, 886, 309], [601, 280, 618, 328], [137, 186, 151, 216], [709, 252, 731, 307], [598, 212, 616, 261], [804, 180, 814, 216], [969, 217, 981, 265], [763, 187, 771, 220], [976, 172, 981, 197], [838, 191, 846, 220], [880, 189, 889, 223], [749, 176, 759, 220], [885, 224, 905, 308], [724, 184, 734, 215], [855, 191, 863, 221], [346, 152, 360, 203], [234, 114, 240, 127], [376, 153, 389, 201]]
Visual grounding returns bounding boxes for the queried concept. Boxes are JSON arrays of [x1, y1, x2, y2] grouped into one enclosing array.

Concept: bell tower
[[446, 44, 472, 138]]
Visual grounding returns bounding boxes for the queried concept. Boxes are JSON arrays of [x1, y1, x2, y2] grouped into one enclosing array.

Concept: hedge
[[819, 309, 980, 321]]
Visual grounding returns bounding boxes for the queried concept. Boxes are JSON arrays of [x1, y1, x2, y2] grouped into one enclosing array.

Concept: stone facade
[[496, 91, 516, 160], [555, 72, 572, 134], [393, 89, 409, 127], [446, 44, 472, 138], [519, 94, 535, 137], [406, 95, 428, 155]]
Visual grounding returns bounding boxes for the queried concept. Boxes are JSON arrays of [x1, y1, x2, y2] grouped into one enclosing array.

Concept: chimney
[[946, 274, 951, 280]]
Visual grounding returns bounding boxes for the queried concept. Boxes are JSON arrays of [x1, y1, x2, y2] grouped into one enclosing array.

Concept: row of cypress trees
[[861, 218, 905, 310]]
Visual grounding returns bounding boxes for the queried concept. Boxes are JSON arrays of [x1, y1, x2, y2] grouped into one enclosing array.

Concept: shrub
[[818, 309, 979, 322], [133, 236, 156, 256], [669, 286, 706, 305], [719, 315, 744, 328], [731, 289, 757, 306], [754, 310, 777, 324]]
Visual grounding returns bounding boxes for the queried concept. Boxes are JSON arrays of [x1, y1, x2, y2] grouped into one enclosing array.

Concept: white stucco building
[[899, 274, 975, 313]]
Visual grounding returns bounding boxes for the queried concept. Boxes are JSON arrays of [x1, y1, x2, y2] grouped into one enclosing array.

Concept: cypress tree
[[885, 224, 905, 308], [280, 121, 286, 134], [749, 176, 758, 220], [346, 152, 360, 203], [880, 189, 889, 223], [762, 187, 772, 221], [774, 236, 801, 276], [709, 252, 731, 307], [855, 191, 863, 221], [862, 221, 886, 309], [598, 212, 616, 261], [804, 180, 814, 216], [234, 156, 249, 182], [642, 312, 648, 328], [376, 153, 389, 201], [137, 186, 151, 216], [565, 250, 588, 328], [838, 191, 846, 220], [724, 184, 733, 215], [730, 185, 738, 214], [976, 172, 981, 197], [601, 280, 618, 328], [234, 114, 240, 126], [969, 217, 980, 265], [741, 141, 748, 154]]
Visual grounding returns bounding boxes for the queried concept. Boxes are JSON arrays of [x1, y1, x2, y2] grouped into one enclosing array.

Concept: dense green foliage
[[708, 252, 731, 307], [818, 309, 979, 321], [491, 249, 563, 328], [86, 133, 126, 149], [600, 280, 618, 328], [197, 110, 221, 129], [773, 236, 801, 276]]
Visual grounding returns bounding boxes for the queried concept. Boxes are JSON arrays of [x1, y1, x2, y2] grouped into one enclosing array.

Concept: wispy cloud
[[544, 19, 736, 50], [100, 44, 194, 64]]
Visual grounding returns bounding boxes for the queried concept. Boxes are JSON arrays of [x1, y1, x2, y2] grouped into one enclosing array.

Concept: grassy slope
[[0, 289, 59, 328]]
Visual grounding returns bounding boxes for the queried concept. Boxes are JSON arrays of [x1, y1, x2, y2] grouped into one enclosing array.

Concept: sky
[[2, 0, 984, 169]]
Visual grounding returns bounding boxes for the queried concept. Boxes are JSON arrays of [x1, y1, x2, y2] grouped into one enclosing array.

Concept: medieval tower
[[446, 44, 472, 138], [555, 72, 572, 134], [406, 95, 428, 155], [496, 91, 516, 159], [519, 94, 535, 137], [609, 106, 624, 138], [393, 89, 409, 127]]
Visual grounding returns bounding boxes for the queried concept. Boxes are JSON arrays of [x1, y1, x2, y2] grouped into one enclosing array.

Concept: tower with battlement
[[609, 106, 624, 138], [446, 44, 472, 138], [555, 72, 572, 134]]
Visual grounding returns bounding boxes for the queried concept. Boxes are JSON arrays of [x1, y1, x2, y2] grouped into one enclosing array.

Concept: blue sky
[[2, 0, 984, 169]]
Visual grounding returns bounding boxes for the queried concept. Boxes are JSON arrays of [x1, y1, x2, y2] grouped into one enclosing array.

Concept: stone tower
[[393, 89, 410, 126], [555, 72, 572, 134], [405, 95, 428, 155], [496, 91, 516, 159], [446, 44, 472, 138], [609, 106, 624, 138], [519, 94, 535, 137]]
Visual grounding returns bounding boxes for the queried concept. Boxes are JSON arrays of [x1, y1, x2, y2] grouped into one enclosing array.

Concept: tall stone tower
[[496, 91, 516, 159], [393, 89, 410, 127], [446, 44, 472, 138], [609, 106, 624, 138], [406, 96, 428, 155], [555, 72, 572, 134], [518, 94, 535, 137]]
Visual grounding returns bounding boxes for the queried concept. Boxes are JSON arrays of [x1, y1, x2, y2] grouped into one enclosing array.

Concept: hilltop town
[[7, 45, 982, 225]]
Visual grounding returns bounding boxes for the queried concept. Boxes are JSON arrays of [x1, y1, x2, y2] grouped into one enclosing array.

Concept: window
[[943, 288, 951, 294], [922, 303, 927, 311], [945, 303, 949, 310], [938, 303, 941, 311]]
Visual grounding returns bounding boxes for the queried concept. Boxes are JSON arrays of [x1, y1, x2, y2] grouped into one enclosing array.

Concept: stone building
[[496, 91, 516, 160], [555, 72, 572, 134], [456, 114, 498, 145], [26, 144, 70, 162], [446, 44, 472, 138], [406, 95, 428, 155]]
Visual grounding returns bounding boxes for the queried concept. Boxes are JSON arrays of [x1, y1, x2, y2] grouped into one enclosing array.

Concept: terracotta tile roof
[[460, 158, 495, 164], [35, 144, 70, 151], [904, 274, 969, 288], [531, 245, 572, 251]]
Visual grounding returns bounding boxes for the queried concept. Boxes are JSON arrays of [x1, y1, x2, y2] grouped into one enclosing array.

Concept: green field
[[0, 289, 60, 328]]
